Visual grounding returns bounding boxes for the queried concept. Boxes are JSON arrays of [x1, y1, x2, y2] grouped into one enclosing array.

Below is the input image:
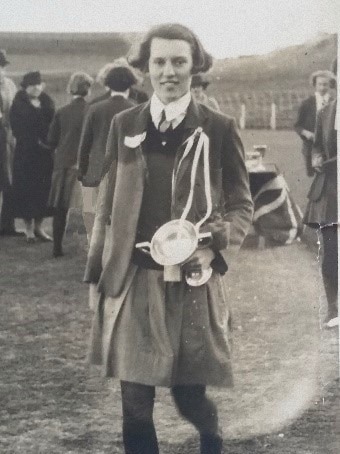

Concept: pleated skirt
[[88, 265, 234, 388]]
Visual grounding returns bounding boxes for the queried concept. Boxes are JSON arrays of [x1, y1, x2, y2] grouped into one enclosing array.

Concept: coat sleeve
[[207, 118, 253, 271], [47, 111, 61, 150], [294, 100, 309, 138], [83, 117, 119, 283], [9, 99, 26, 140], [77, 108, 95, 179], [2, 78, 17, 128], [311, 109, 324, 165]]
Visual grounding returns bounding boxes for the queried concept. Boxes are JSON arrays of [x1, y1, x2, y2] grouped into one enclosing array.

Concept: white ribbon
[[172, 128, 212, 231]]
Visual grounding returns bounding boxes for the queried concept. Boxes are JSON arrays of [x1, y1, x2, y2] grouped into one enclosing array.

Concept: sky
[[1, 0, 339, 58]]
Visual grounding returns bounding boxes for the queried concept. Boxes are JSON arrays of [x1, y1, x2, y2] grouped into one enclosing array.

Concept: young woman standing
[[85, 24, 253, 454]]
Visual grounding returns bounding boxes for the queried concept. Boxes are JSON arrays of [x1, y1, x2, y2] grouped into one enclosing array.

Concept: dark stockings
[[120, 381, 222, 454], [52, 208, 68, 256], [321, 225, 338, 320]]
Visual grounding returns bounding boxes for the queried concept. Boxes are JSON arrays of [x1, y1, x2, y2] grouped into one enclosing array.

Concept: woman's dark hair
[[128, 23, 213, 74], [310, 70, 335, 87], [104, 66, 138, 91]]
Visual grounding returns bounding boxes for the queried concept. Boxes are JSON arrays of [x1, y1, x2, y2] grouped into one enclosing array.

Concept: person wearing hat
[[191, 73, 220, 111], [295, 70, 335, 177], [0, 49, 22, 237], [90, 58, 148, 106], [303, 58, 338, 329], [77, 65, 136, 240], [84, 23, 252, 454], [47, 72, 94, 257], [10, 71, 55, 242]]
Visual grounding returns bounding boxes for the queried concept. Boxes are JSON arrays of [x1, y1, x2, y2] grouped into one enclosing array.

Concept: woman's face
[[191, 85, 204, 98], [148, 37, 193, 105], [315, 76, 330, 96], [25, 83, 44, 99]]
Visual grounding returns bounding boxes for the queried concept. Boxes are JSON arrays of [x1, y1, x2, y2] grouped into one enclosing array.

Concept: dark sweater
[[132, 117, 227, 275], [133, 118, 186, 269]]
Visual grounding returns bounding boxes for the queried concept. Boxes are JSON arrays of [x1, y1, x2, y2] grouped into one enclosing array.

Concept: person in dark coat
[[77, 66, 136, 240], [191, 73, 220, 111], [10, 71, 55, 242], [303, 59, 338, 328], [48, 72, 94, 257], [0, 49, 22, 236], [295, 70, 335, 176], [90, 58, 148, 106], [84, 24, 253, 454]]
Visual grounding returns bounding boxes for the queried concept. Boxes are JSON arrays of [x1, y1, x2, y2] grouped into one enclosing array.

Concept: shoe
[[26, 234, 37, 243], [34, 229, 53, 242], [325, 317, 339, 328], [200, 433, 223, 454], [0, 229, 25, 237], [53, 249, 64, 258]]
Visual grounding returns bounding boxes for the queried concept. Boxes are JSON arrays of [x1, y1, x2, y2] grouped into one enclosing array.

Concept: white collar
[[315, 92, 330, 111], [150, 92, 191, 129], [315, 91, 330, 102], [110, 90, 129, 99]]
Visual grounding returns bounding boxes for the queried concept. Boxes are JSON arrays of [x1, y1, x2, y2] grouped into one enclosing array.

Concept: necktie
[[158, 110, 172, 133]]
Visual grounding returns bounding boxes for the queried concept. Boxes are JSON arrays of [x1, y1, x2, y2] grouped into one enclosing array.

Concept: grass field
[[0, 226, 338, 453], [0, 128, 339, 453]]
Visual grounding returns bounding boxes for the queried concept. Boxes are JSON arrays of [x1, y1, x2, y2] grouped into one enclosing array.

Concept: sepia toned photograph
[[0, 1, 338, 453]]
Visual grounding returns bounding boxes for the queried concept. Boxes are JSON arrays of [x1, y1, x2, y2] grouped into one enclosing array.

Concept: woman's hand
[[302, 130, 315, 141], [312, 153, 324, 172], [181, 248, 215, 273]]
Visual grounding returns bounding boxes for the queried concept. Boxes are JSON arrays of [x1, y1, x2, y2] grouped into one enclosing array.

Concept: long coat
[[10, 90, 55, 219], [304, 100, 337, 226], [295, 95, 318, 177], [47, 97, 88, 209], [78, 95, 135, 187], [0, 76, 16, 190], [84, 98, 253, 385]]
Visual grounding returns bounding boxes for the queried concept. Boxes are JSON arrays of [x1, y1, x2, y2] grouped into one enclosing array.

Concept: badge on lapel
[[124, 132, 147, 148]]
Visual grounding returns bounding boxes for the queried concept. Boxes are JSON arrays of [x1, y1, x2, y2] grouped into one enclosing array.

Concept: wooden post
[[270, 102, 277, 130], [240, 103, 246, 130]]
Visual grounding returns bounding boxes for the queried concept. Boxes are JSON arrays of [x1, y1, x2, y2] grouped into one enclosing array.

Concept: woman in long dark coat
[[10, 71, 55, 242], [85, 24, 253, 454], [304, 58, 338, 329], [48, 72, 93, 257]]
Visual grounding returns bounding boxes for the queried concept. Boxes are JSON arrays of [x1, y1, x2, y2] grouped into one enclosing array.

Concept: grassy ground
[[0, 233, 338, 453], [0, 130, 338, 453]]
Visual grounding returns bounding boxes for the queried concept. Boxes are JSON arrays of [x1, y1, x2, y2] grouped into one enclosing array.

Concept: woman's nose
[[163, 61, 175, 76]]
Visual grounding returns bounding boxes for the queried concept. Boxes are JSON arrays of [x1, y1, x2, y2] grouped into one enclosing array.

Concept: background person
[[0, 49, 21, 236], [190, 73, 220, 111], [295, 70, 335, 176], [303, 58, 338, 328], [47, 72, 94, 258], [84, 23, 253, 454], [91, 58, 148, 106], [77, 66, 136, 240], [10, 71, 55, 242]]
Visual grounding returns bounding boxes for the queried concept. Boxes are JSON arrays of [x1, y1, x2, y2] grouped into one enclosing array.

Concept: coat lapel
[[104, 102, 151, 296], [323, 100, 337, 159]]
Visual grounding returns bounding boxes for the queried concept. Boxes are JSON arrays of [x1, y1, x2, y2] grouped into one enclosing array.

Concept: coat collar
[[129, 97, 208, 136]]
